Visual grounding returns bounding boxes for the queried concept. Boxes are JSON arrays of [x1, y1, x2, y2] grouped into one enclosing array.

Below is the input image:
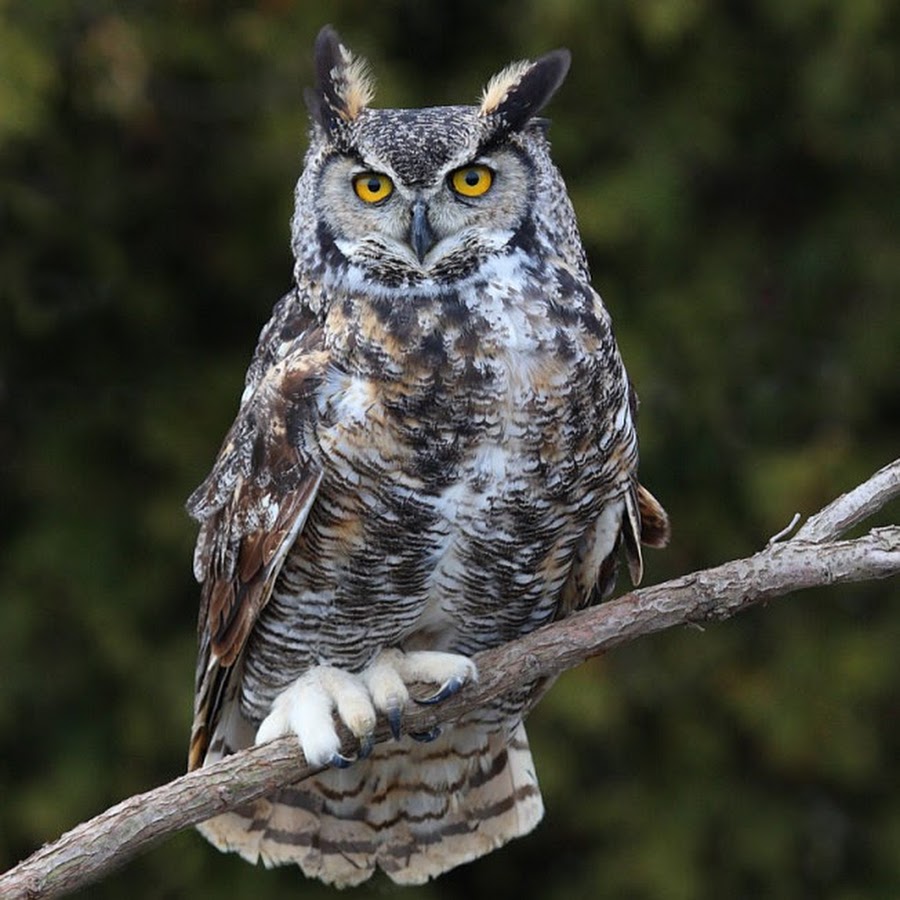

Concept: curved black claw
[[387, 705, 403, 740], [410, 725, 442, 743], [328, 751, 354, 769], [415, 675, 466, 706], [358, 733, 374, 760]]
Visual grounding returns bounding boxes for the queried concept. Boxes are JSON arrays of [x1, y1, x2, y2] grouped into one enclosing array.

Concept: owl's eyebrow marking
[[478, 116, 551, 157], [475, 133, 504, 156], [345, 154, 372, 172]]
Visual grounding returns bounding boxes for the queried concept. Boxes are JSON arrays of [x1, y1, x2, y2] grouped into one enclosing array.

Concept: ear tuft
[[305, 25, 375, 133], [479, 49, 571, 131], [480, 60, 533, 117]]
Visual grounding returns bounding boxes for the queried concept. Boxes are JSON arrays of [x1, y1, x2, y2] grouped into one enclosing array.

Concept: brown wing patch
[[637, 483, 670, 548], [207, 471, 322, 667], [187, 330, 328, 769]]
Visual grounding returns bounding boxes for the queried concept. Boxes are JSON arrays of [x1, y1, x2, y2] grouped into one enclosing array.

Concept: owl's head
[[292, 26, 573, 293]]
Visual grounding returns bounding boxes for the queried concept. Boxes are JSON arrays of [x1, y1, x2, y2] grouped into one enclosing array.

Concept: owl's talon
[[329, 751, 354, 769], [415, 674, 466, 706], [358, 733, 374, 759], [387, 705, 403, 740], [410, 725, 442, 743]]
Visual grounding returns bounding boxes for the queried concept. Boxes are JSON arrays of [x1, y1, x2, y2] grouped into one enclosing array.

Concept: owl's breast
[[318, 259, 623, 489], [294, 265, 633, 645]]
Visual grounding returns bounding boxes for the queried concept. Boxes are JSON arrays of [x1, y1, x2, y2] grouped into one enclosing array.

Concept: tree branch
[[3, 460, 899, 900], [793, 458, 900, 543]]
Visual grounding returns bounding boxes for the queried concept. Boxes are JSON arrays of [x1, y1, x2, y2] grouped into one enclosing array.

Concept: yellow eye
[[353, 172, 394, 204], [450, 165, 493, 198]]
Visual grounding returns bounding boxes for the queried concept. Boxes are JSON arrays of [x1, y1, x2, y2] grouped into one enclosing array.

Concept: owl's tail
[[196, 720, 543, 886]]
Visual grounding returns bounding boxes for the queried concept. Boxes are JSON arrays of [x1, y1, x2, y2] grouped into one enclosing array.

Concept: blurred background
[[1, 1, 898, 898]]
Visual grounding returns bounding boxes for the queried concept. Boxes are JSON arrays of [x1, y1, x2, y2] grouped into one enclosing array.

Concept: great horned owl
[[187, 26, 668, 887]]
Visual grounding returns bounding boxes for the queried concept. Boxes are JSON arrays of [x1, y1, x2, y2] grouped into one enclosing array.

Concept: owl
[[186, 25, 668, 887]]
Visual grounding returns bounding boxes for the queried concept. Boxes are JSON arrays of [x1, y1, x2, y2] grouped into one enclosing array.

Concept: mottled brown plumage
[[187, 25, 668, 886]]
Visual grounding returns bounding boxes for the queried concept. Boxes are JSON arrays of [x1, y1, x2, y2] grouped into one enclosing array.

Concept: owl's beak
[[409, 200, 436, 263]]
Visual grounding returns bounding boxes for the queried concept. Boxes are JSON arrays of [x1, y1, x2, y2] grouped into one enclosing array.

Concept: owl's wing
[[619, 380, 671, 582], [186, 317, 328, 770], [559, 478, 669, 619], [622, 480, 671, 583], [559, 356, 670, 616]]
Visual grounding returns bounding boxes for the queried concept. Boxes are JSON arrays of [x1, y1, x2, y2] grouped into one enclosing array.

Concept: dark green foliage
[[1, 2, 898, 897]]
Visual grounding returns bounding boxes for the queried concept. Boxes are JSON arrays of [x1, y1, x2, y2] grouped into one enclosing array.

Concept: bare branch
[[3, 460, 898, 900], [794, 458, 900, 543], [766, 511, 801, 546]]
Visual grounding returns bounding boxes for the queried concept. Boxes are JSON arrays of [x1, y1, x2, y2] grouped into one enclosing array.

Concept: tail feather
[[196, 721, 543, 886]]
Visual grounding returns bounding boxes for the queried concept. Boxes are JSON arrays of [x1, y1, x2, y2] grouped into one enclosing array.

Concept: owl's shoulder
[[187, 291, 327, 531], [239, 287, 323, 396]]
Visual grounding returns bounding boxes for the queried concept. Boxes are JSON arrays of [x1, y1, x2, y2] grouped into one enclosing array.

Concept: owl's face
[[315, 108, 533, 277], [292, 29, 572, 292]]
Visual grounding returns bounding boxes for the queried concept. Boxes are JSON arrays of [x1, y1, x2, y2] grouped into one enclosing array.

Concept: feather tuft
[[479, 60, 532, 116], [334, 43, 375, 121]]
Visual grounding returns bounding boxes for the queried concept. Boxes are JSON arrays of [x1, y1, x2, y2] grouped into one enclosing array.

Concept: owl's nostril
[[408, 200, 435, 263]]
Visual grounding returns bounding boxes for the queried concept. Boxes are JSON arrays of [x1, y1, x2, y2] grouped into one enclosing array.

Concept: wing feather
[[559, 478, 670, 619], [187, 322, 328, 770]]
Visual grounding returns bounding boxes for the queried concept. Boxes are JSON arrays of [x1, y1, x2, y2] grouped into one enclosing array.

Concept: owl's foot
[[255, 665, 377, 768], [255, 649, 477, 768], [366, 648, 477, 739]]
